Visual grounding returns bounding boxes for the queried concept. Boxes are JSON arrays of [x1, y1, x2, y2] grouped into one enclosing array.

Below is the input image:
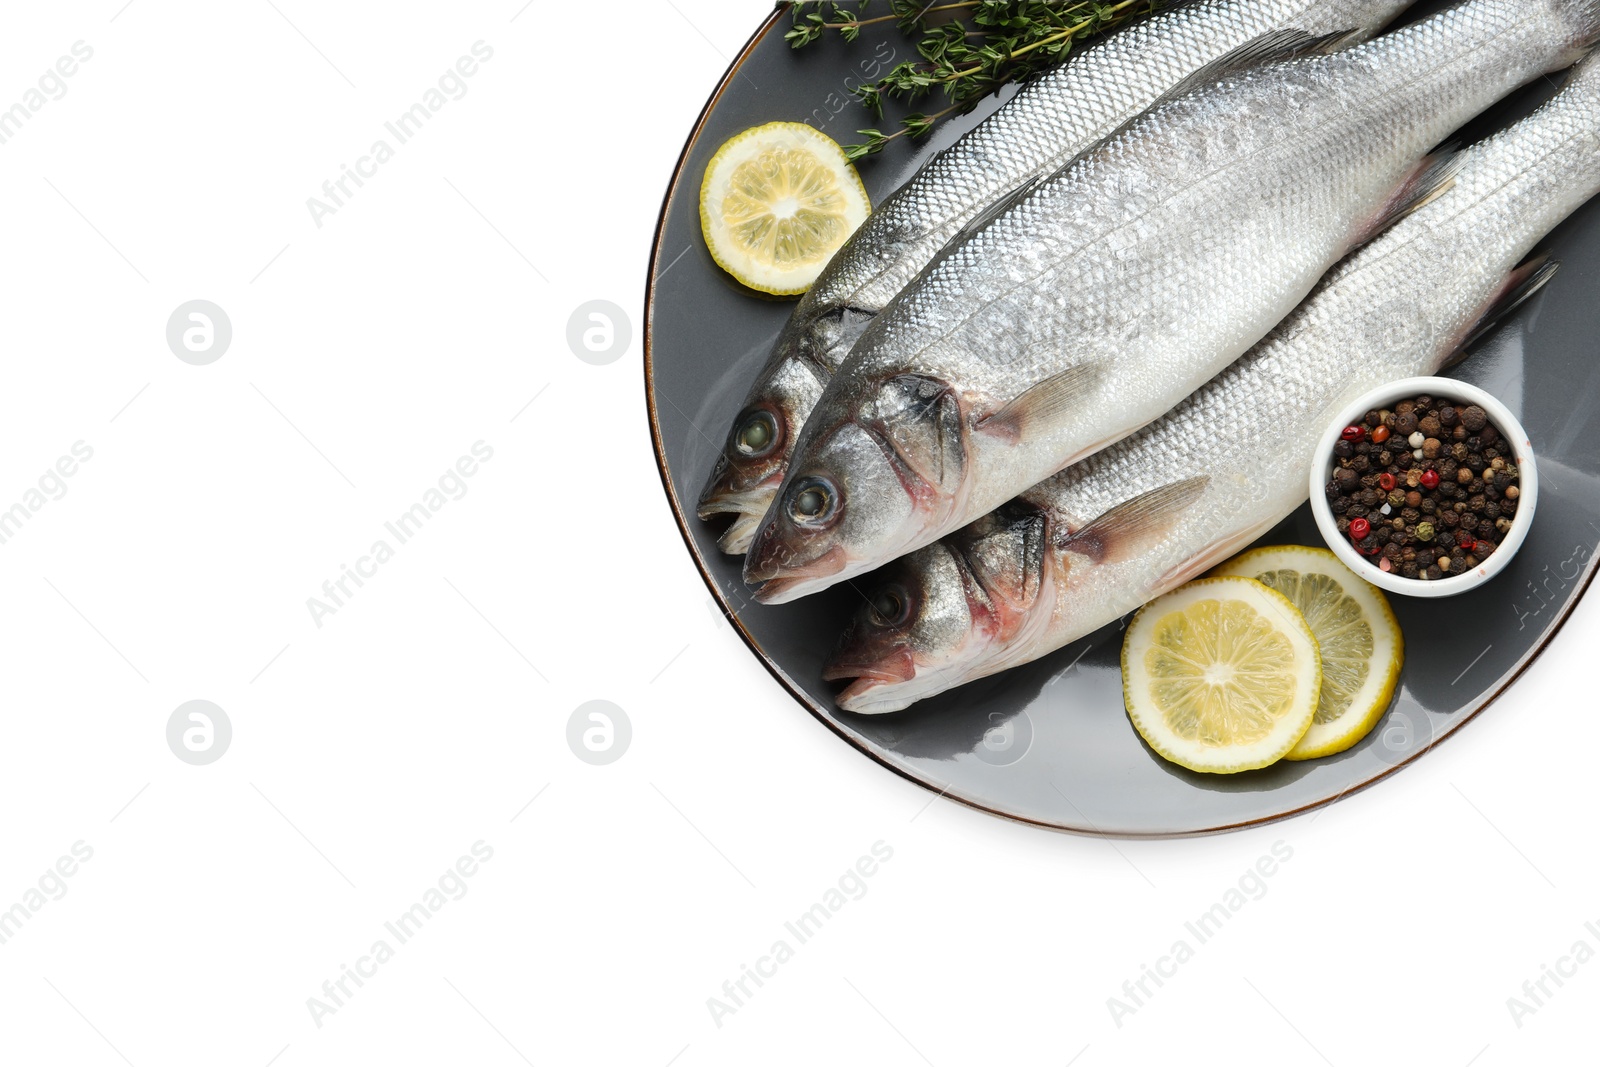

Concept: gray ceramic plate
[[644, 3, 1600, 836]]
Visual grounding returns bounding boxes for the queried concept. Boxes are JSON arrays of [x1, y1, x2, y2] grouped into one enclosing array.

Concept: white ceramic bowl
[[1308, 376, 1538, 598]]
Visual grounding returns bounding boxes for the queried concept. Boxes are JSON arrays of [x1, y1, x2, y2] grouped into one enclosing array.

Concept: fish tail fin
[[1353, 147, 1468, 246], [1446, 254, 1562, 365]]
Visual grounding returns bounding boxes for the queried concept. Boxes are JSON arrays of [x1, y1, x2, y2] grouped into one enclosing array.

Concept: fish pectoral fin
[[1450, 253, 1562, 360], [975, 364, 1103, 443], [1056, 476, 1210, 565], [1355, 148, 1468, 246]]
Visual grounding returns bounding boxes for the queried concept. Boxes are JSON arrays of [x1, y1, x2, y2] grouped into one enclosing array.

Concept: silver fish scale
[[802, 0, 1411, 328], [1017, 52, 1600, 652], [834, 52, 1600, 713], [703, 0, 1414, 552], [824, 0, 1596, 543]]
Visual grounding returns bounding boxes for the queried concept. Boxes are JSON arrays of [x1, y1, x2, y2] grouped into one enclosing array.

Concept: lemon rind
[[698, 121, 871, 297], [1211, 546, 1404, 761], [1121, 576, 1323, 775]]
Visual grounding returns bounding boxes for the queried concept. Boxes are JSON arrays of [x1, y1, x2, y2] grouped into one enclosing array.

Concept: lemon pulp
[[1122, 577, 1321, 774], [700, 122, 870, 295], [1212, 546, 1403, 760]]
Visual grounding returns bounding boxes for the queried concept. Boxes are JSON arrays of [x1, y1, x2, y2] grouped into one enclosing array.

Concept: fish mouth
[[830, 672, 917, 715], [696, 486, 778, 556], [823, 645, 918, 714], [746, 545, 849, 604], [714, 512, 764, 555], [822, 647, 914, 685], [829, 658, 985, 715]]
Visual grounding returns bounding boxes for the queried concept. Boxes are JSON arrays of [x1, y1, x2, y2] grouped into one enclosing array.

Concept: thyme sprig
[[787, 1, 1161, 160]]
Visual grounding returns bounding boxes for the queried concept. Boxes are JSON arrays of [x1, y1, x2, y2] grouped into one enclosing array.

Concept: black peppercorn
[[1325, 392, 1518, 580]]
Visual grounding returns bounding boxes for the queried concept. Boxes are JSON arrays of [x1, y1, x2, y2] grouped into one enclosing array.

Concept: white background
[[0, 1, 1595, 1064]]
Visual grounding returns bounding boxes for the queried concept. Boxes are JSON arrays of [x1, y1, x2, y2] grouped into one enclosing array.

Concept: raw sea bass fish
[[744, 0, 1600, 604], [696, 0, 1419, 554], [824, 53, 1600, 714]]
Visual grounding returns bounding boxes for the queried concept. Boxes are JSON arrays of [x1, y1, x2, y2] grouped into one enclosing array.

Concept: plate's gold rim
[[638, 6, 1600, 839]]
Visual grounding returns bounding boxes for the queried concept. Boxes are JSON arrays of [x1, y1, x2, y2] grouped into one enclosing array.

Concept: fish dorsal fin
[[1138, 27, 1362, 117], [905, 27, 1362, 275], [895, 174, 1045, 297], [964, 510, 1048, 610], [961, 174, 1042, 241], [1356, 148, 1468, 244], [975, 363, 1104, 443], [1033, 27, 1363, 202], [924, 27, 1365, 265], [1453, 254, 1562, 359], [1057, 476, 1210, 563]]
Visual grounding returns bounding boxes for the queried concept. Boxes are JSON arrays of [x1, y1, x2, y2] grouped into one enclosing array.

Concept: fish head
[[696, 308, 867, 555], [697, 359, 825, 555], [743, 371, 968, 602], [824, 512, 1052, 714], [822, 544, 981, 714]]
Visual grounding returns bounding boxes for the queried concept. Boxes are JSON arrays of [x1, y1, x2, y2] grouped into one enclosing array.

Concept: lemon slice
[[699, 122, 871, 295], [1211, 546, 1403, 760], [1121, 577, 1321, 774]]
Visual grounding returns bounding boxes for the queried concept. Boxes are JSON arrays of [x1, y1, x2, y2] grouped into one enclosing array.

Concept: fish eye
[[789, 476, 838, 525], [870, 584, 912, 627], [734, 409, 779, 458]]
